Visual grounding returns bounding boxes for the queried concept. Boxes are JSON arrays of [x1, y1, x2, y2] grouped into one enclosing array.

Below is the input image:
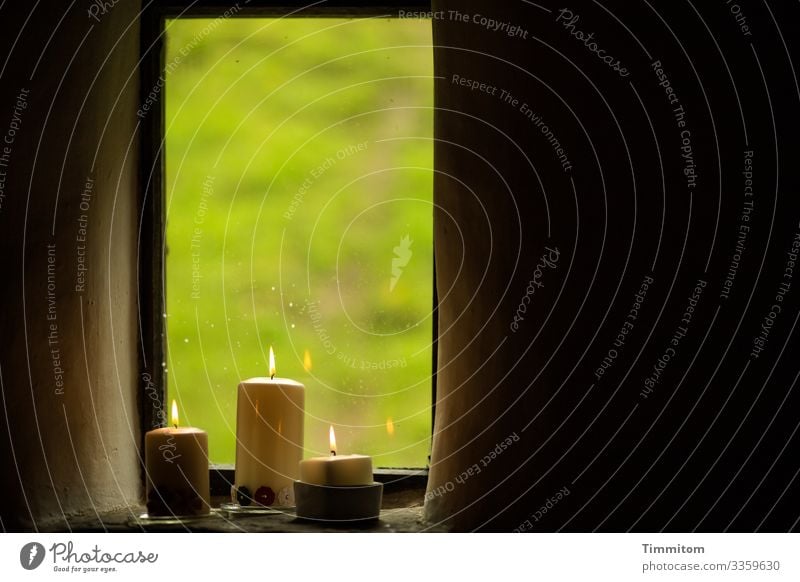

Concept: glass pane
[[164, 18, 433, 467]]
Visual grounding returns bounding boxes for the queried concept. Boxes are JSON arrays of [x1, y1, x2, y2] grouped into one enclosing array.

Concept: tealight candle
[[299, 426, 373, 485], [294, 426, 383, 521], [144, 400, 210, 516]]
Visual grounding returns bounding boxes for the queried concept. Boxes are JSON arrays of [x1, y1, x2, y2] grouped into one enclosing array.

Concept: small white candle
[[234, 347, 305, 507], [299, 426, 374, 486], [294, 426, 382, 521], [145, 400, 210, 516]]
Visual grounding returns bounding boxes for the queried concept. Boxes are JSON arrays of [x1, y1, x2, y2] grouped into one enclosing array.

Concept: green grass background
[[164, 18, 433, 467]]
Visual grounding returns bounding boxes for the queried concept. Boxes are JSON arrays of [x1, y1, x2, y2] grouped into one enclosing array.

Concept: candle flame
[[269, 346, 276, 379], [303, 348, 312, 372], [171, 399, 179, 428], [329, 425, 337, 456], [386, 417, 395, 436]]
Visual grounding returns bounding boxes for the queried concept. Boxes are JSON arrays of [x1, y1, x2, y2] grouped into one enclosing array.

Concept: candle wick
[[270, 373, 275, 380], [173, 424, 177, 429], [330, 451, 336, 457]]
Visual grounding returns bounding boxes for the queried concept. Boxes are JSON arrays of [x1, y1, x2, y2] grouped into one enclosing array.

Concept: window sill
[[210, 465, 428, 509], [54, 505, 444, 533], [52, 468, 434, 532]]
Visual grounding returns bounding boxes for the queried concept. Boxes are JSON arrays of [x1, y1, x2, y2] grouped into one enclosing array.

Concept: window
[[160, 15, 434, 468]]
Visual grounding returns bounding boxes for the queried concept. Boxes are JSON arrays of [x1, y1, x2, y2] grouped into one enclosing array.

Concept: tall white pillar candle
[[234, 348, 304, 507]]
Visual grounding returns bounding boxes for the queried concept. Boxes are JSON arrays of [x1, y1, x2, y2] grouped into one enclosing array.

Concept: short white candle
[[299, 426, 374, 486], [294, 426, 382, 521], [234, 347, 305, 507], [145, 400, 210, 516]]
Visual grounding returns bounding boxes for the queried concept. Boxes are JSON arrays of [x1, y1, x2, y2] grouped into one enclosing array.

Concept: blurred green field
[[164, 18, 433, 466]]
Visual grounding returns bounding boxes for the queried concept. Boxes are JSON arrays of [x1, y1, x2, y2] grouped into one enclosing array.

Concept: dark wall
[[0, 1, 142, 530], [428, 0, 800, 531]]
